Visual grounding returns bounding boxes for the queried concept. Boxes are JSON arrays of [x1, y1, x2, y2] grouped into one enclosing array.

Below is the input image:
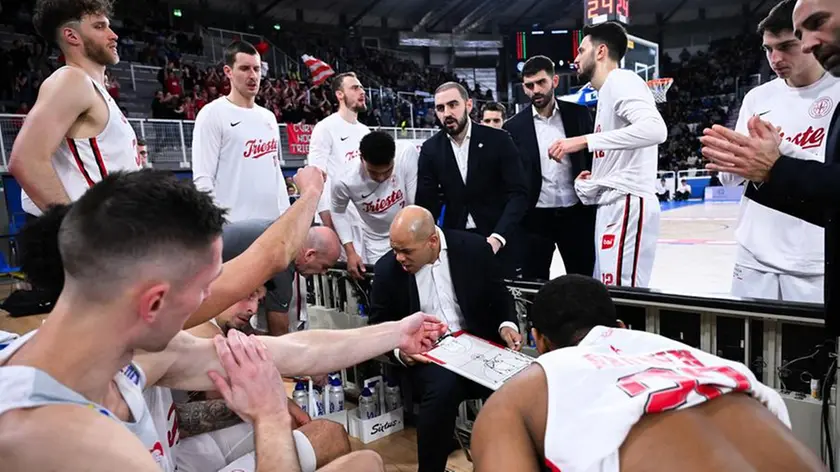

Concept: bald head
[[391, 206, 436, 242], [295, 226, 341, 276]]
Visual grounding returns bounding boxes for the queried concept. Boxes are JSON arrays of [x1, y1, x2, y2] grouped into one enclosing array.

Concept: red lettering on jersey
[[616, 365, 752, 414], [779, 126, 826, 150], [166, 402, 180, 447], [362, 189, 404, 214], [594, 150, 605, 159], [243, 138, 279, 159], [149, 441, 165, 465], [601, 234, 615, 250], [345, 149, 361, 162]]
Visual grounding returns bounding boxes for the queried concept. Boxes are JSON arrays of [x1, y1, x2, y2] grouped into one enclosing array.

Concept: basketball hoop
[[647, 78, 674, 103]]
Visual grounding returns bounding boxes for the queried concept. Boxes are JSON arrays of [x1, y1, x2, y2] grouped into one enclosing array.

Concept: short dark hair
[[33, 0, 114, 44], [481, 102, 507, 116], [582, 21, 628, 62], [136, 138, 147, 147], [435, 82, 469, 101], [522, 55, 555, 78], [21, 170, 227, 300], [529, 275, 618, 348], [757, 0, 796, 36], [359, 131, 396, 166], [224, 40, 259, 67], [331, 72, 357, 97]]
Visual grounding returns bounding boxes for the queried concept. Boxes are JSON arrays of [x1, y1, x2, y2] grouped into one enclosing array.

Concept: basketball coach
[[415, 82, 528, 278], [700, 0, 840, 335], [504, 55, 597, 279]]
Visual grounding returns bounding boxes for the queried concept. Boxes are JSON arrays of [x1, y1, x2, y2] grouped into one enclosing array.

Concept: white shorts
[[176, 423, 317, 472], [732, 264, 824, 303], [593, 194, 660, 288]]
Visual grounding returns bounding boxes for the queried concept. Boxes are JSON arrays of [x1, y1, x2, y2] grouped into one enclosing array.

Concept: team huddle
[[0, 0, 838, 470]]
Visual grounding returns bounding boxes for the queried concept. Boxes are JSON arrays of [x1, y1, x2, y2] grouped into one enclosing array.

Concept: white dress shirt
[[533, 104, 579, 208], [393, 227, 519, 364], [446, 120, 507, 246]]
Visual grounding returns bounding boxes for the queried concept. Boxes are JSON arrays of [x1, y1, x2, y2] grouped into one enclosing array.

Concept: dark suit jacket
[[369, 229, 517, 344], [753, 104, 840, 336], [415, 123, 528, 242], [503, 100, 595, 209]]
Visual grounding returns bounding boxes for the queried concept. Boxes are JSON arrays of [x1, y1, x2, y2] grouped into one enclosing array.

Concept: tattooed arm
[[175, 399, 243, 439]]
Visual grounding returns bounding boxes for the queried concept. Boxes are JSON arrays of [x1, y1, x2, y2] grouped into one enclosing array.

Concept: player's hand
[[486, 236, 502, 254], [576, 170, 592, 181], [399, 350, 432, 366], [397, 312, 448, 354], [207, 330, 289, 424], [500, 327, 523, 351], [548, 136, 587, 162], [346, 250, 366, 280], [294, 166, 326, 197], [700, 119, 780, 183], [287, 397, 312, 428]]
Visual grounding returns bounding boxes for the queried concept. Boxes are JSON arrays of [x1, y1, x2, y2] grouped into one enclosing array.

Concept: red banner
[[286, 123, 313, 155]]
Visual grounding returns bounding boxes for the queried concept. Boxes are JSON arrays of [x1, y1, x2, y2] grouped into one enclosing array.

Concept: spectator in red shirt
[[164, 70, 182, 96]]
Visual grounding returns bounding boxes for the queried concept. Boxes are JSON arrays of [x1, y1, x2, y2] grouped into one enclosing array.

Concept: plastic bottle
[[368, 380, 381, 417], [327, 377, 345, 413], [384, 378, 402, 412], [312, 385, 326, 417], [358, 387, 377, 420], [292, 381, 309, 414]]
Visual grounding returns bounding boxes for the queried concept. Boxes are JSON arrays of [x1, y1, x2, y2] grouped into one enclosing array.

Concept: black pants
[[466, 228, 523, 279], [522, 204, 596, 280], [410, 363, 492, 472]]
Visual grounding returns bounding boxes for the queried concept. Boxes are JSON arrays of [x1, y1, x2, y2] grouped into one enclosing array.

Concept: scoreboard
[[510, 30, 581, 75], [584, 0, 630, 26]]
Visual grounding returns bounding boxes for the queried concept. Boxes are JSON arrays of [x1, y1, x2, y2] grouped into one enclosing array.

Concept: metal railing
[[203, 27, 300, 78], [129, 64, 163, 91], [0, 115, 437, 170]]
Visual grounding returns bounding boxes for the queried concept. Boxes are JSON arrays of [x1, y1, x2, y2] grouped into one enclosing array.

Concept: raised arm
[[8, 68, 94, 211], [584, 74, 667, 151], [182, 167, 324, 329]]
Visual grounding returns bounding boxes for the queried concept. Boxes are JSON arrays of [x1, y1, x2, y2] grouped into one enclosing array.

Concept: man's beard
[[530, 92, 553, 111], [815, 27, 840, 77], [344, 96, 367, 113], [83, 36, 117, 66], [577, 62, 595, 84], [443, 111, 469, 136]]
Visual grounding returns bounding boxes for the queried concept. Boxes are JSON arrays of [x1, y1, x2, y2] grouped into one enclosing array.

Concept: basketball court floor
[[550, 200, 740, 297]]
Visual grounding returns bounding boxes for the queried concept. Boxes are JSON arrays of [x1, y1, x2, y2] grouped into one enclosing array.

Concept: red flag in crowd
[[301, 54, 335, 86]]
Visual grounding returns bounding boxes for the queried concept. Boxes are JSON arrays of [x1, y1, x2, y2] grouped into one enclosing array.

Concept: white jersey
[[0, 331, 177, 471], [537, 326, 789, 472], [145, 386, 181, 469], [330, 141, 419, 263], [722, 74, 840, 276], [192, 97, 290, 223], [307, 112, 370, 214], [22, 68, 140, 216], [575, 69, 667, 206]]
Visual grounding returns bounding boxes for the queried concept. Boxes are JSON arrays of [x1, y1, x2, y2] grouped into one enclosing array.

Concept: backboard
[[623, 34, 659, 81]]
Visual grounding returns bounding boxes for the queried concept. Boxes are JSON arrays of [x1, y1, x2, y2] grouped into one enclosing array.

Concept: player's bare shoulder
[[0, 404, 160, 471], [39, 66, 97, 109]]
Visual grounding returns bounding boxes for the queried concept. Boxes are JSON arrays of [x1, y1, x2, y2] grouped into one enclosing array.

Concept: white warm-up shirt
[[575, 69, 668, 206], [330, 141, 419, 263], [191, 97, 289, 222], [307, 113, 371, 214], [721, 74, 839, 275]]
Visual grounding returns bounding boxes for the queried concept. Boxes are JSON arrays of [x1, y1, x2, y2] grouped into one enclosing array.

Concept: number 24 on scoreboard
[[585, 0, 630, 24]]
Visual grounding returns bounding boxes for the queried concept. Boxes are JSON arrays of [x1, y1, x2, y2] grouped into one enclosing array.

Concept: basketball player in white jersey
[[331, 131, 418, 278], [471, 275, 824, 472], [192, 40, 290, 222], [718, 0, 838, 303], [0, 169, 443, 471], [9, 0, 140, 217], [553, 22, 667, 288], [307, 72, 370, 232]]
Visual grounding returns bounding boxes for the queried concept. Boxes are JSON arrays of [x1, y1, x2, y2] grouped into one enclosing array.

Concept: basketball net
[[647, 78, 674, 103]]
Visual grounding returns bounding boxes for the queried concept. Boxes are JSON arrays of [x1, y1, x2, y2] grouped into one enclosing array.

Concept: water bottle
[[292, 381, 309, 414], [312, 386, 326, 417], [384, 378, 402, 412], [328, 377, 345, 413], [358, 387, 377, 420], [368, 380, 382, 417]]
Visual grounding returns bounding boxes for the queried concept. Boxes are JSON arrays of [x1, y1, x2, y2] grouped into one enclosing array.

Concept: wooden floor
[[0, 281, 473, 472]]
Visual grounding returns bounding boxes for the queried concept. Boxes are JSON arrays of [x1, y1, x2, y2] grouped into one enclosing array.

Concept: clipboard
[[424, 331, 535, 391]]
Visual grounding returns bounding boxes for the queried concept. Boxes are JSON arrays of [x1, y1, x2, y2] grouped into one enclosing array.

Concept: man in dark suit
[[415, 82, 528, 278], [504, 55, 597, 279], [370, 206, 522, 472], [700, 0, 840, 335]]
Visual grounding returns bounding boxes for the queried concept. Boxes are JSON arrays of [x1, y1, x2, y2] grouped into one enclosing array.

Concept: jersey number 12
[[616, 366, 752, 414]]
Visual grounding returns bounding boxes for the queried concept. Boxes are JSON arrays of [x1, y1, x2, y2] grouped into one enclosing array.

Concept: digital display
[[584, 0, 630, 26], [510, 30, 580, 75]]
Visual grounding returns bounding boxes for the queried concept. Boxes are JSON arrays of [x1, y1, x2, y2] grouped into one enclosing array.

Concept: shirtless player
[[471, 275, 825, 471], [0, 169, 446, 471], [9, 0, 140, 217]]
